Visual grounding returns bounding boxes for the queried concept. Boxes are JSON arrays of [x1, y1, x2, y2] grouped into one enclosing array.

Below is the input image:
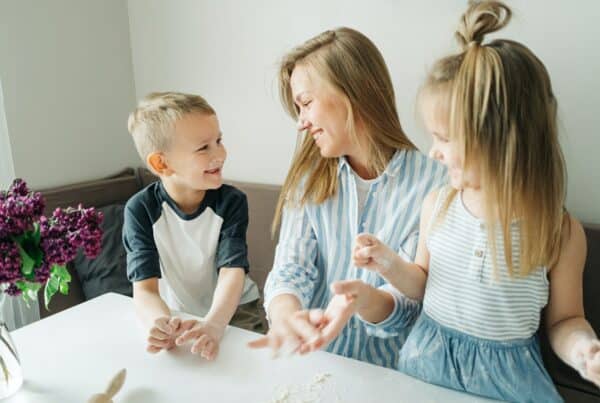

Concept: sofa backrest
[[36, 168, 142, 317], [41, 168, 140, 214]]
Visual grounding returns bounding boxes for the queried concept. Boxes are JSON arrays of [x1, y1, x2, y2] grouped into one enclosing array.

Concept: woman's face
[[290, 64, 358, 159]]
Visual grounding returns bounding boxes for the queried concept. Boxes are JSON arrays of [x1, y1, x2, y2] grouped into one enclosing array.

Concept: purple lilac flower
[[5, 284, 21, 296], [34, 262, 51, 284], [0, 179, 45, 238], [0, 239, 23, 295], [40, 206, 103, 266]]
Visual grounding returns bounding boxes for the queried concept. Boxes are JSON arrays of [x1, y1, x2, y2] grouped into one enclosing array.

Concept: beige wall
[[127, 0, 600, 223], [0, 0, 140, 189], [0, 80, 15, 188]]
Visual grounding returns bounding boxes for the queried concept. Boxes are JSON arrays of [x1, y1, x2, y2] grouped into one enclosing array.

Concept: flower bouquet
[[0, 178, 103, 397]]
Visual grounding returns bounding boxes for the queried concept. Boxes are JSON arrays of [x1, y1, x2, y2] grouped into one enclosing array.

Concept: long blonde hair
[[273, 27, 415, 234], [424, 1, 566, 276]]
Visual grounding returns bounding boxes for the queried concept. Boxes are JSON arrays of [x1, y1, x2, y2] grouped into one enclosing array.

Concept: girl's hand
[[353, 233, 402, 275], [247, 310, 325, 356], [572, 338, 600, 387], [315, 280, 376, 347], [175, 320, 226, 360]]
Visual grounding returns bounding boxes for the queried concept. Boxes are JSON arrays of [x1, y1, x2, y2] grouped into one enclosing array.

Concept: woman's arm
[[249, 203, 323, 354]]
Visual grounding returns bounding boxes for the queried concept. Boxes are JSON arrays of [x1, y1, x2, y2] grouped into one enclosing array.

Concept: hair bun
[[455, 1, 512, 51]]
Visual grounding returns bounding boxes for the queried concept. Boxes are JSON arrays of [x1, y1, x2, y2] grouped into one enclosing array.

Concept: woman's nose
[[297, 118, 311, 132]]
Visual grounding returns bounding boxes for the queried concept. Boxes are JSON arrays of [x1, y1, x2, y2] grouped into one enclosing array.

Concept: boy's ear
[[147, 152, 173, 176]]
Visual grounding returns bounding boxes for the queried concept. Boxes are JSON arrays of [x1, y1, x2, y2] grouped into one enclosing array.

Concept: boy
[[124, 92, 263, 360]]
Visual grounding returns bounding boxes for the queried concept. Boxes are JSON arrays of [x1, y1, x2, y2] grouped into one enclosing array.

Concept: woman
[[249, 27, 445, 368]]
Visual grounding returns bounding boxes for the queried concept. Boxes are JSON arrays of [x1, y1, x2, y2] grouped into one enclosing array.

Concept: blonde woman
[[324, 2, 600, 401], [248, 27, 446, 368]]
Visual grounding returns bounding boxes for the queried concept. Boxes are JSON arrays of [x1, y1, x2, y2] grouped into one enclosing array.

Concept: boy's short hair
[[127, 92, 215, 161]]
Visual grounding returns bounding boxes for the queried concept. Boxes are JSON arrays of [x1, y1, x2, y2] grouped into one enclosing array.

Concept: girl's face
[[290, 64, 359, 159], [422, 93, 480, 190]]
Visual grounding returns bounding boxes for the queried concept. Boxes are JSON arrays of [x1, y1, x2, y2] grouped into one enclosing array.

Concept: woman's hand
[[247, 309, 325, 356]]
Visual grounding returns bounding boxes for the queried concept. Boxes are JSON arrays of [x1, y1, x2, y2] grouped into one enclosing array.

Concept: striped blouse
[[264, 149, 446, 368], [423, 187, 550, 340]]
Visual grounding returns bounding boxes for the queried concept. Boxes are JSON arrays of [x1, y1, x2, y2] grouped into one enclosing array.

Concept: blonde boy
[[124, 92, 262, 360]]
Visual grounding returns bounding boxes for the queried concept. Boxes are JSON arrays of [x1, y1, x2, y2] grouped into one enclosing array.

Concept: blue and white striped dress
[[264, 149, 446, 368], [395, 187, 563, 402]]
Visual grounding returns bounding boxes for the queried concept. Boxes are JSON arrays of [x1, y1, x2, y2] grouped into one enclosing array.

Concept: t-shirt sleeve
[[122, 196, 161, 282], [215, 190, 250, 272]]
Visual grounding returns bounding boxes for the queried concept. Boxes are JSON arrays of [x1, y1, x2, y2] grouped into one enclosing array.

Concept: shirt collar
[[337, 149, 407, 179]]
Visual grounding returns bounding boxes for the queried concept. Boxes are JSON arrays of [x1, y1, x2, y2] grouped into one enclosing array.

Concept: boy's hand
[[146, 316, 188, 353], [353, 233, 401, 275], [572, 338, 600, 387], [175, 320, 226, 360], [146, 316, 197, 353]]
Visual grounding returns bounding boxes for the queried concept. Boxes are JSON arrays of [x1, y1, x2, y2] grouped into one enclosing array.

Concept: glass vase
[[0, 321, 23, 399]]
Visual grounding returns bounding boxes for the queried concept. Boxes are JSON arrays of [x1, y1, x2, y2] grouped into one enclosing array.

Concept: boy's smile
[[154, 112, 227, 213]]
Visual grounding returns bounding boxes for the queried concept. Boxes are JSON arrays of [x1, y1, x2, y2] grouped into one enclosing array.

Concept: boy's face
[[163, 112, 226, 191]]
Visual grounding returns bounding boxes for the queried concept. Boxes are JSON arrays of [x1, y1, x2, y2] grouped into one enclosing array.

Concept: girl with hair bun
[[324, 1, 600, 401]]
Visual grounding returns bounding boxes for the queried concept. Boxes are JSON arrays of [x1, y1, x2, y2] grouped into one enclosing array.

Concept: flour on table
[[269, 373, 342, 403]]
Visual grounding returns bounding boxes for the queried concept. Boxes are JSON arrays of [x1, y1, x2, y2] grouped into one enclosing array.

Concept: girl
[[327, 1, 600, 401], [248, 27, 446, 368]]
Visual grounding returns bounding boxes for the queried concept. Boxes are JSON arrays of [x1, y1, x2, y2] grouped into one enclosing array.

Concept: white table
[[7, 293, 495, 402]]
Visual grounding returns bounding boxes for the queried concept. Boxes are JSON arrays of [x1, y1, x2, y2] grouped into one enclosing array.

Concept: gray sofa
[[36, 168, 278, 316], [36, 168, 599, 402]]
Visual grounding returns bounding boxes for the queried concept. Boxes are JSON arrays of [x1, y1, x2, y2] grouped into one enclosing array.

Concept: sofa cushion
[[541, 224, 600, 398], [38, 168, 140, 317], [72, 204, 132, 299]]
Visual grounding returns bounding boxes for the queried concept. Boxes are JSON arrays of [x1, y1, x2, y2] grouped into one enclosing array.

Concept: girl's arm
[[545, 215, 600, 386], [352, 189, 437, 301]]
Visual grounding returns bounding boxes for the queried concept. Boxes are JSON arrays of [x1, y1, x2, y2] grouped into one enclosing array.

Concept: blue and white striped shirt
[[264, 149, 446, 368]]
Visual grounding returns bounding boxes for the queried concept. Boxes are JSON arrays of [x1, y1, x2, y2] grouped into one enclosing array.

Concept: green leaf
[[30, 249, 43, 269], [44, 275, 60, 310], [59, 281, 69, 295], [53, 265, 71, 295], [15, 280, 41, 294], [32, 222, 41, 245], [15, 281, 41, 307], [16, 244, 35, 277], [53, 265, 71, 282]]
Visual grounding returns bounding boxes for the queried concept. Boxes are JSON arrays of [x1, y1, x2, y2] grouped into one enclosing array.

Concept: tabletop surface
[[8, 293, 495, 402]]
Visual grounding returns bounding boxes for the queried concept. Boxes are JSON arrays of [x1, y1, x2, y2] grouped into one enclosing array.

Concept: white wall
[[0, 0, 140, 189], [0, 79, 15, 189], [127, 0, 600, 223]]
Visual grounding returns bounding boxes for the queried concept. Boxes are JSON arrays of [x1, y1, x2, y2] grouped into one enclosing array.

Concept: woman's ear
[[147, 152, 173, 176]]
